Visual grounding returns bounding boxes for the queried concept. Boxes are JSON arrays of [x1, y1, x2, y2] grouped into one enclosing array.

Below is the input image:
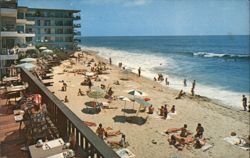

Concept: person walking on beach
[[109, 57, 112, 65], [138, 67, 141, 77], [184, 79, 187, 87], [242, 95, 247, 111]]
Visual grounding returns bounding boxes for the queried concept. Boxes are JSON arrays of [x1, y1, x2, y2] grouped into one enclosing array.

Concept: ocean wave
[[193, 52, 250, 59], [81, 45, 246, 109]]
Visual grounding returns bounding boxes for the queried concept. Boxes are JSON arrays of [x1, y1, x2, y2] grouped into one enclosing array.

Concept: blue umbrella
[[134, 98, 151, 107], [16, 63, 36, 70]]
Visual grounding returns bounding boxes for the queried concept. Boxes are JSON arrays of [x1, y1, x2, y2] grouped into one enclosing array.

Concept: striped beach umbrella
[[128, 90, 143, 96]]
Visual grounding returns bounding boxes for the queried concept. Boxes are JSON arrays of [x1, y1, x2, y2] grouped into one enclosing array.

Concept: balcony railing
[[19, 68, 119, 158], [74, 31, 81, 36], [73, 24, 81, 28], [1, 26, 16, 32], [73, 15, 81, 20]]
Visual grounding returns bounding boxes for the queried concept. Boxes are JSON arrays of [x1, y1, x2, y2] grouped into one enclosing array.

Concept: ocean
[[80, 35, 250, 109]]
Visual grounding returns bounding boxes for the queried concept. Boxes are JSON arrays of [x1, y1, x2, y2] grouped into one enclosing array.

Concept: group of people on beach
[[166, 123, 205, 150], [96, 123, 126, 148], [158, 104, 176, 119]]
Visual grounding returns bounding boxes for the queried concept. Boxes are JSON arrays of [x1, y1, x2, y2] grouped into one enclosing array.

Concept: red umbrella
[[144, 97, 151, 101]]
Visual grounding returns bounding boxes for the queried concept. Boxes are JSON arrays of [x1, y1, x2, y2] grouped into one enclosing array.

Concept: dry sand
[[47, 50, 249, 158]]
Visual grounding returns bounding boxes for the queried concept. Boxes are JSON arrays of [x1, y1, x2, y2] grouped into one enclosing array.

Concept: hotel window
[[37, 20, 40, 26], [44, 20, 51, 26], [55, 29, 63, 34], [44, 28, 51, 34], [65, 37, 73, 42], [64, 29, 73, 34], [55, 37, 63, 42], [17, 12, 25, 19], [55, 20, 63, 26]]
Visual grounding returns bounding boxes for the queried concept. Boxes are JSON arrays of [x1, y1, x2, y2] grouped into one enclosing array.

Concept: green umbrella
[[87, 87, 105, 99], [128, 90, 143, 96]]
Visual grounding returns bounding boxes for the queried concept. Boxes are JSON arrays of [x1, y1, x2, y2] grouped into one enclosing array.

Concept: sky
[[19, 0, 250, 36]]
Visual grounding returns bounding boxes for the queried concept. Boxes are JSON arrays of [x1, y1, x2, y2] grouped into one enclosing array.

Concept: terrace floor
[[0, 90, 30, 158]]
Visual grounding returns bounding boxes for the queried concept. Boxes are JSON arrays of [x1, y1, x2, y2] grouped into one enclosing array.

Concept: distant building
[[0, 0, 35, 67], [23, 7, 81, 50]]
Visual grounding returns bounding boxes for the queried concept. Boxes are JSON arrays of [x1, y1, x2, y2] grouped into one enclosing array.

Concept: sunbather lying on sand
[[107, 134, 126, 148], [105, 130, 121, 138], [167, 135, 185, 151]]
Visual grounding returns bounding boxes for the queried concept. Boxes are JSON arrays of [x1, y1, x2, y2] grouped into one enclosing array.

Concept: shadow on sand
[[112, 115, 147, 125]]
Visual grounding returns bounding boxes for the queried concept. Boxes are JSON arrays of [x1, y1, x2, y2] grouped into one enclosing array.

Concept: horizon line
[[82, 34, 250, 37]]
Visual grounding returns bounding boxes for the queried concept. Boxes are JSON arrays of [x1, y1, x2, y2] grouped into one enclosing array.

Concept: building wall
[[25, 9, 81, 50]]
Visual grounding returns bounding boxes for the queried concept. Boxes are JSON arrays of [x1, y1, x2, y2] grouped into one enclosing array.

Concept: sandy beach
[[46, 50, 249, 158]]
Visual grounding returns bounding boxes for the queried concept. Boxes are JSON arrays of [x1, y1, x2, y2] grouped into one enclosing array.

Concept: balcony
[[73, 15, 81, 20], [73, 24, 81, 28], [0, 8, 17, 17], [16, 19, 35, 25], [0, 54, 18, 60], [73, 31, 81, 36], [0, 67, 119, 158]]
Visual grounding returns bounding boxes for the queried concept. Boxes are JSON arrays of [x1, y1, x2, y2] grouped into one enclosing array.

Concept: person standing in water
[[192, 80, 196, 89], [184, 79, 187, 87], [109, 57, 112, 65]]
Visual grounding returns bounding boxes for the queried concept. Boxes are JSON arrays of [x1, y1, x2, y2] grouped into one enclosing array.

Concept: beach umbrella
[[87, 87, 105, 108], [134, 98, 151, 107], [20, 57, 37, 63], [42, 49, 53, 54], [39, 46, 47, 50], [128, 90, 143, 96], [16, 63, 36, 70], [118, 96, 132, 116], [128, 90, 144, 109], [134, 98, 151, 116], [144, 97, 151, 101], [87, 87, 105, 99]]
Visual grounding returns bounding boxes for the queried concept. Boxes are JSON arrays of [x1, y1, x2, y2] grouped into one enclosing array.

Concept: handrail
[[20, 67, 119, 158]]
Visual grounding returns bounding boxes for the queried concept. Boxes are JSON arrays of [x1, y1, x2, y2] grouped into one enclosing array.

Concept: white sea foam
[[81, 46, 248, 109], [193, 52, 250, 59]]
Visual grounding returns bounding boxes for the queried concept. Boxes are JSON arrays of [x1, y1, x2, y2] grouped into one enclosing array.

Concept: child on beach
[[64, 96, 69, 102], [78, 89, 84, 96]]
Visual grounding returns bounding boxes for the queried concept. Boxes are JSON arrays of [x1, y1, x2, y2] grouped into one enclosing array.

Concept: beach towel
[[223, 136, 250, 151], [149, 112, 172, 120], [116, 148, 135, 158], [201, 144, 214, 152]]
